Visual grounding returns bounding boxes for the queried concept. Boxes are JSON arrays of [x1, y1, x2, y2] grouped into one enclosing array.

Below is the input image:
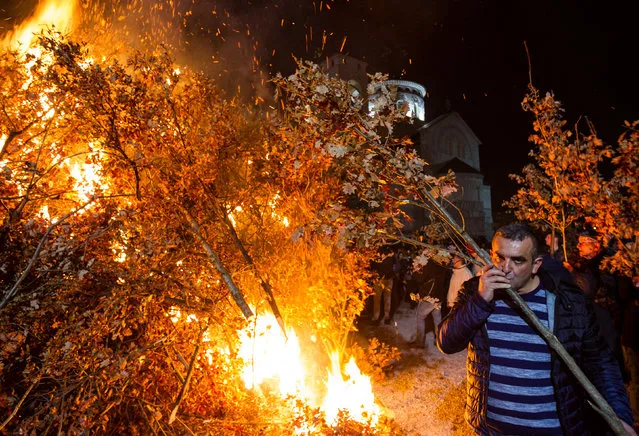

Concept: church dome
[[368, 79, 427, 121]]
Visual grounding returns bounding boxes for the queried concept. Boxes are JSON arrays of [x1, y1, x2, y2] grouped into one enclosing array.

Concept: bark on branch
[[218, 205, 287, 339], [180, 206, 253, 319], [0, 373, 41, 432], [168, 327, 204, 425]]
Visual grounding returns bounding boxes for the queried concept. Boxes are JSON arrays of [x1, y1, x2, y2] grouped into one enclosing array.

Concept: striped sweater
[[486, 285, 562, 435]]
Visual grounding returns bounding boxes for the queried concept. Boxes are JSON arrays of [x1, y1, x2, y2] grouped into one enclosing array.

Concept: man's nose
[[501, 260, 512, 273]]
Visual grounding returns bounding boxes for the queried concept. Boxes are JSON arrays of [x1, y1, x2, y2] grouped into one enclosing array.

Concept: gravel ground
[[359, 302, 474, 436]]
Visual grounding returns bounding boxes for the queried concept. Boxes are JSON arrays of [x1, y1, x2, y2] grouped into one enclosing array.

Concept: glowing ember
[[321, 352, 381, 426]]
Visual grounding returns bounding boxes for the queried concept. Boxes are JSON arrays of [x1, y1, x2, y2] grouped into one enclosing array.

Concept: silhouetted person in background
[[409, 260, 450, 348], [545, 232, 565, 262], [370, 252, 395, 325], [572, 230, 625, 371], [621, 276, 639, 426]]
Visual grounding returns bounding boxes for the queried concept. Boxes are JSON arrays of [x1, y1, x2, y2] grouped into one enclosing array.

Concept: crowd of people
[[364, 224, 638, 435]]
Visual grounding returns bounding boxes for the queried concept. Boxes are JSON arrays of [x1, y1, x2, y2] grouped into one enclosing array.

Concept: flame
[[268, 193, 290, 227], [110, 229, 130, 263], [2, 1, 110, 220], [235, 312, 381, 428], [169, 310, 383, 429], [37, 205, 51, 222], [2, 0, 78, 50], [322, 352, 381, 426], [68, 154, 109, 204], [0, 134, 7, 157], [237, 313, 307, 397]]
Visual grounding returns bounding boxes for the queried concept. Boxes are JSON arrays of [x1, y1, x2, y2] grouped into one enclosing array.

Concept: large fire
[[323, 352, 381, 426], [168, 308, 383, 430], [237, 313, 307, 397], [1, 0, 387, 432], [234, 312, 381, 428], [2, 0, 109, 221]]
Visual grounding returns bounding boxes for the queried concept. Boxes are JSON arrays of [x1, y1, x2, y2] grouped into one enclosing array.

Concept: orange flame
[[322, 352, 381, 426], [68, 155, 109, 204], [237, 312, 307, 397], [2, 0, 78, 50], [236, 312, 381, 429]]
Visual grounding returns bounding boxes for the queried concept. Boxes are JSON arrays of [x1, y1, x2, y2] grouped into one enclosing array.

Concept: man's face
[[491, 236, 542, 293], [577, 236, 601, 260], [545, 234, 558, 250]]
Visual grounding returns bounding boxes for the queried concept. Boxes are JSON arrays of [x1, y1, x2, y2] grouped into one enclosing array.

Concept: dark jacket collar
[[538, 267, 560, 294]]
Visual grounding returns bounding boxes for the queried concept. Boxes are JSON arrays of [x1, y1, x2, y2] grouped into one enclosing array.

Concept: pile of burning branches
[[0, 16, 460, 432], [1, 0, 634, 431], [1, 0, 633, 430]]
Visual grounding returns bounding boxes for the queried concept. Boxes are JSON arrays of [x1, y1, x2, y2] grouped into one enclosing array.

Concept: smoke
[[1, 0, 409, 104], [0, 0, 287, 102], [0, 0, 39, 33]]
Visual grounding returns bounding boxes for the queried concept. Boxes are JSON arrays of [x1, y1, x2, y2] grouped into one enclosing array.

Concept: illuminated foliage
[[587, 122, 639, 278], [0, 30, 456, 434], [506, 86, 638, 277]]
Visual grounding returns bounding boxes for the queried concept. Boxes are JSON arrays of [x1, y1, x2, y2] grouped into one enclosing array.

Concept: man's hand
[[478, 264, 511, 302]]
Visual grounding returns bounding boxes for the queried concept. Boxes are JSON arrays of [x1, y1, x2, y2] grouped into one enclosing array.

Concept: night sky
[[3, 0, 638, 216], [253, 0, 639, 216]]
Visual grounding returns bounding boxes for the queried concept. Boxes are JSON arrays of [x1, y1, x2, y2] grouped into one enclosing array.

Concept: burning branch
[[168, 326, 204, 425], [219, 205, 288, 339]]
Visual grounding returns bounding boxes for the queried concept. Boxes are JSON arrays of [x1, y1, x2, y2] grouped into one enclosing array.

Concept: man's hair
[[493, 223, 540, 259], [577, 227, 599, 240]]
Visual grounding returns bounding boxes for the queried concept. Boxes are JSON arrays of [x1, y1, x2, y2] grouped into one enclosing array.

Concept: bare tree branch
[[180, 205, 253, 319], [168, 326, 204, 425], [0, 373, 41, 432], [218, 204, 288, 339]]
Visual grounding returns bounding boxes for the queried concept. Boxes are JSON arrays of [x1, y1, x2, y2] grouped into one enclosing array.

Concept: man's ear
[[532, 256, 543, 274]]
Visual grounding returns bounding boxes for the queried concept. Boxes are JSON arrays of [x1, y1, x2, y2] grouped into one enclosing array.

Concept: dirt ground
[[358, 301, 474, 436]]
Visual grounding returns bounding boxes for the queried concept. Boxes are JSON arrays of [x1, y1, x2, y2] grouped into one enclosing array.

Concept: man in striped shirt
[[437, 224, 635, 435], [486, 275, 560, 433]]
